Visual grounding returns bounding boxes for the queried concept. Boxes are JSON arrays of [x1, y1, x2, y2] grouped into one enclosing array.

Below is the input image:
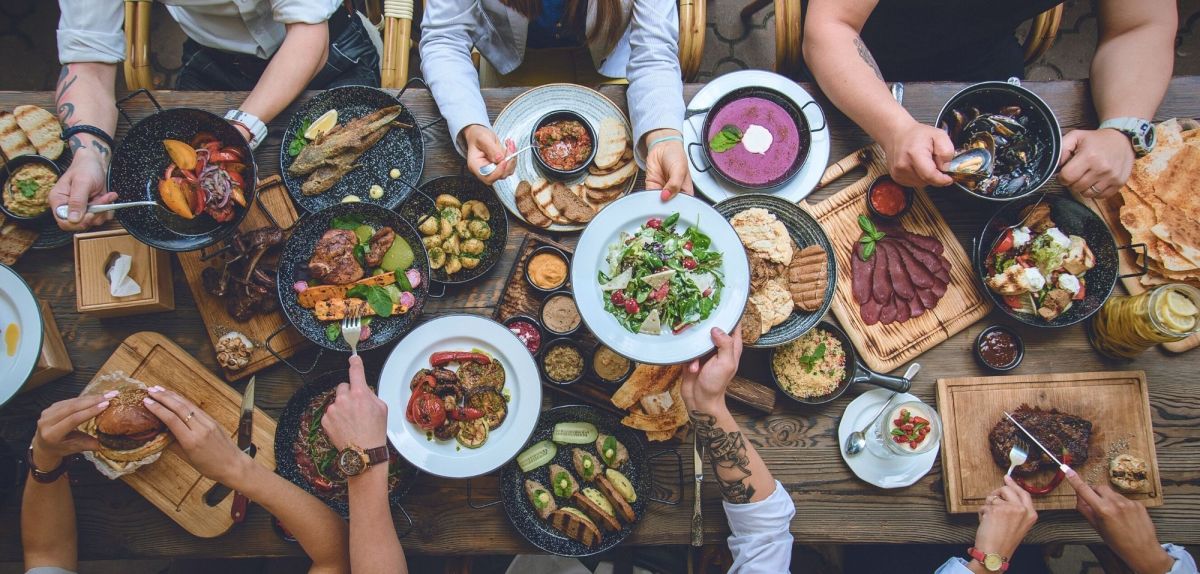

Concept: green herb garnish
[[288, 119, 312, 157], [708, 125, 743, 153], [330, 214, 364, 230], [325, 322, 341, 342], [347, 284, 394, 318], [857, 215, 886, 261], [16, 179, 40, 199], [797, 342, 827, 373]]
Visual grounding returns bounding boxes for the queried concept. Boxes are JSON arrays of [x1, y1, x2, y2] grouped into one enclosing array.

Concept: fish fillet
[[289, 105, 401, 176]]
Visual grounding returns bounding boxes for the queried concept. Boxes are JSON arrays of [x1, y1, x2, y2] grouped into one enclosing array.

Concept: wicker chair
[[739, 0, 1064, 78]]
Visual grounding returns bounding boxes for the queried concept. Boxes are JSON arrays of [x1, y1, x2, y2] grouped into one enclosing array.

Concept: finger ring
[[1088, 184, 1100, 196], [184, 411, 195, 424]]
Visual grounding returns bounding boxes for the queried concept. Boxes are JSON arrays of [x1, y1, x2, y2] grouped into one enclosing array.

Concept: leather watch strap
[[364, 445, 390, 466], [26, 445, 72, 484]]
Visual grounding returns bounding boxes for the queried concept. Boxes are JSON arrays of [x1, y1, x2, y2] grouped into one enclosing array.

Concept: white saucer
[[838, 388, 939, 489], [683, 70, 831, 204]]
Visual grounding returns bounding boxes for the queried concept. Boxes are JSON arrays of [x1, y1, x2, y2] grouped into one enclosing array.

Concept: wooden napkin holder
[[74, 229, 174, 317], [21, 300, 73, 392]]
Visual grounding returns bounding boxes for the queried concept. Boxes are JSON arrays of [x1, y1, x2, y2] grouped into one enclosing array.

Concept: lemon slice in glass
[[1166, 290, 1198, 317], [1157, 291, 1197, 333], [304, 109, 338, 140]]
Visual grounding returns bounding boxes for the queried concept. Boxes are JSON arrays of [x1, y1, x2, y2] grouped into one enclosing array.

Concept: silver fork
[[341, 306, 363, 356], [1005, 440, 1029, 477]]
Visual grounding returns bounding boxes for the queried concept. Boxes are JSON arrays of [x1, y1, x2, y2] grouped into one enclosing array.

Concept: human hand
[[1058, 129, 1135, 199], [31, 392, 117, 468], [464, 124, 516, 185], [881, 120, 956, 189], [48, 146, 117, 231], [973, 475, 1038, 564], [1065, 467, 1175, 574], [142, 385, 250, 486], [680, 326, 743, 416], [321, 355, 388, 452], [644, 129, 692, 201]]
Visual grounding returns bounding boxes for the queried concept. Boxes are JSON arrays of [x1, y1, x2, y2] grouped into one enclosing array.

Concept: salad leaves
[[597, 213, 723, 335]]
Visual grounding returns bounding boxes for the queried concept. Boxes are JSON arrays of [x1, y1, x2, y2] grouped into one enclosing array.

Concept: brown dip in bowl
[[591, 344, 633, 384], [540, 291, 581, 336]]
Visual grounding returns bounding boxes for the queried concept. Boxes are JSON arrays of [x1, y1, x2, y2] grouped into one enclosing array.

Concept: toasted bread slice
[[586, 185, 625, 206], [14, 106, 63, 160], [0, 220, 38, 265], [571, 491, 621, 533], [595, 475, 636, 524], [515, 180, 551, 228], [550, 182, 596, 223], [593, 117, 628, 169], [549, 509, 602, 547], [584, 160, 637, 191], [0, 112, 35, 160]]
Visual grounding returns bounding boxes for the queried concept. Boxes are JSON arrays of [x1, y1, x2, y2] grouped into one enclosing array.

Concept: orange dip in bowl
[[528, 252, 567, 290]]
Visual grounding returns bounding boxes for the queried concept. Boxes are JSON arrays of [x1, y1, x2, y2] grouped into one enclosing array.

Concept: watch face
[[338, 448, 367, 476], [984, 554, 1004, 571]]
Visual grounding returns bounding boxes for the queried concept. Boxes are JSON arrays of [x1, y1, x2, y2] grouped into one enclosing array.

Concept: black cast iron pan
[[770, 321, 911, 405], [395, 175, 508, 285]]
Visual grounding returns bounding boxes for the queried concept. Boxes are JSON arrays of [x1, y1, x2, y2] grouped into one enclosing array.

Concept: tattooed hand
[[50, 64, 118, 231], [50, 144, 116, 231], [680, 326, 743, 416]]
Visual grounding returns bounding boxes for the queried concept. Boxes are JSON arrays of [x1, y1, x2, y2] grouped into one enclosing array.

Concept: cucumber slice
[[353, 224, 375, 244], [381, 237, 415, 272], [552, 421, 598, 445], [517, 440, 557, 472]]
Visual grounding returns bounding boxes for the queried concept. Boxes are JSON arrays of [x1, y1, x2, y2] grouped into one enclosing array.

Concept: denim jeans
[[176, 12, 380, 91]]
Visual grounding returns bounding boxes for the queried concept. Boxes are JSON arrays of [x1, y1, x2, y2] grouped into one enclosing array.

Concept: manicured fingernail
[[149, 385, 163, 392], [97, 401, 109, 409], [68, 211, 80, 223], [660, 189, 671, 201], [103, 390, 119, 398], [1062, 465, 1076, 476], [143, 398, 156, 406]]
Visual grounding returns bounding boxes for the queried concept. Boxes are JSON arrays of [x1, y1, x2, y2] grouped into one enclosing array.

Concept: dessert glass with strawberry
[[869, 401, 942, 458]]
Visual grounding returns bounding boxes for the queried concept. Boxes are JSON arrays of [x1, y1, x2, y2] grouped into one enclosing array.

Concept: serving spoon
[[478, 144, 539, 177], [844, 362, 921, 456], [55, 201, 158, 221]]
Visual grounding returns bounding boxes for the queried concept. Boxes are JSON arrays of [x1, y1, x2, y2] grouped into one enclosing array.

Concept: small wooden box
[[22, 301, 73, 392], [74, 228, 174, 317]]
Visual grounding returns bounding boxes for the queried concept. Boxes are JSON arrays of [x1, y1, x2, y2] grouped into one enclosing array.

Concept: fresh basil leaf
[[396, 271, 412, 291], [330, 215, 364, 230], [288, 119, 312, 157], [861, 241, 876, 261], [859, 235, 873, 244], [797, 342, 827, 373], [857, 215, 878, 236], [347, 284, 393, 318], [708, 124, 743, 153]]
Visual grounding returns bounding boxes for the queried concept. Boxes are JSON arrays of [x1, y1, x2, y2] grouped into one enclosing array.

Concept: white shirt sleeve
[[1165, 544, 1199, 574], [625, 0, 684, 165], [723, 480, 795, 574], [57, 0, 125, 64], [934, 557, 976, 574], [419, 0, 493, 157], [269, 0, 340, 25]]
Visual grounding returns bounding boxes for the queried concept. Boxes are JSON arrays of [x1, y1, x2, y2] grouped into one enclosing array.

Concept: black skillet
[[395, 175, 509, 285], [274, 368, 419, 522], [108, 90, 257, 252], [974, 193, 1143, 328], [280, 85, 424, 214], [769, 321, 911, 405], [493, 404, 680, 558], [276, 202, 430, 352]]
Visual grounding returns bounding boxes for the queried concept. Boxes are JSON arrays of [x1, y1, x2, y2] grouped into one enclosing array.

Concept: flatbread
[[789, 244, 828, 311], [730, 208, 792, 264], [593, 117, 628, 169], [611, 364, 682, 410], [749, 279, 792, 334]]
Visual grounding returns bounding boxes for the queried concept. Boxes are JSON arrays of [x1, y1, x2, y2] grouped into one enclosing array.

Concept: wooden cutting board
[[87, 331, 277, 537], [177, 176, 311, 380], [937, 370, 1162, 514], [1074, 191, 1200, 353], [806, 145, 992, 373]]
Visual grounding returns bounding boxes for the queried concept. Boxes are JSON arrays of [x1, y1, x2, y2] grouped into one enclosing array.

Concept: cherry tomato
[[624, 300, 639, 314], [646, 218, 662, 229], [682, 257, 697, 270], [411, 392, 446, 430], [684, 241, 693, 251], [611, 290, 625, 305]]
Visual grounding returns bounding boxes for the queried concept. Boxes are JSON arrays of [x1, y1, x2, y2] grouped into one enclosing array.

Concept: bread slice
[[593, 117, 628, 169], [550, 182, 595, 223], [0, 219, 38, 265], [571, 491, 621, 533], [14, 106, 63, 160], [549, 509, 602, 547], [584, 160, 637, 191], [595, 475, 636, 524], [515, 179, 551, 228], [0, 112, 35, 160]]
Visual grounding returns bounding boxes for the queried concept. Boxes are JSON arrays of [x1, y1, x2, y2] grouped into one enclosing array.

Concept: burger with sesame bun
[[86, 386, 173, 463]]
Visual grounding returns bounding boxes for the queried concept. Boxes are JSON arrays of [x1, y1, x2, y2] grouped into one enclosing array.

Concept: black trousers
[[176, 10, 380, 91]]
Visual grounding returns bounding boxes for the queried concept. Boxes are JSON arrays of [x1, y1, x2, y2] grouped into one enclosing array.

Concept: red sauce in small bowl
[[868, 176, 913, 218], [507, 319, 542, 354]]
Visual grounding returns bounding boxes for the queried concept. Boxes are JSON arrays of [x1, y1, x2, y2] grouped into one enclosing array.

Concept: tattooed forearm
[[55, 65, 80, 127], [692, 411, 756, 504], [853, 36, 883, 81]]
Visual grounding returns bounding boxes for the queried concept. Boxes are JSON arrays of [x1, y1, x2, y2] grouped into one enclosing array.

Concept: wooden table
[[1, 79, 1198, 560]]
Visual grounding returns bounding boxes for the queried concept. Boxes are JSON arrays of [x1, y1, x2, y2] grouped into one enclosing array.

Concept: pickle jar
[[1088, 284, 1200, 359]]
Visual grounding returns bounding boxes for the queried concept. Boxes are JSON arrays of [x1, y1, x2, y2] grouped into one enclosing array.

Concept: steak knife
[[231, 376, 256, 523], [691, 433, 703, 547], [1003, 411, 1071, 471]]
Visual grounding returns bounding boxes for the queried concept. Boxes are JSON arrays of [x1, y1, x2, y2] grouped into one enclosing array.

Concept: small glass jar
[[867, 400, 942, 458], [1088, 284, 1200, 360]]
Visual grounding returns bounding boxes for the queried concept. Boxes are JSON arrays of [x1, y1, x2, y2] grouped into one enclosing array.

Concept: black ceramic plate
[[715, 194, 836, 347], [274, 368, 419, 518], [277, 202, 430, 351], [280, 86, 424, 214], [108, 108, 257, 251], [500, 405, 649, 557], [974, 194, 1119, 328], [396, 175, 508, 285]]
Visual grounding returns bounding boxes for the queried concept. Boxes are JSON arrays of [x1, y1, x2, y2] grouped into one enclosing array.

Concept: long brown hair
[[502, 0, 627, 51]]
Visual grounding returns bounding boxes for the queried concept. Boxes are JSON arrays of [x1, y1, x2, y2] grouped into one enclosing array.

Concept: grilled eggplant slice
[[549, 508, 602, 547]]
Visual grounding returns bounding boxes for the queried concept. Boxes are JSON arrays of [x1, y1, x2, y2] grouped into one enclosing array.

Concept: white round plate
[[838, 388, 939, 489], [491, 84, 636, 232], [378, 315, 542, 478], [0, 264, 42, 407], [684, 70, 831, 204], [571, 192, 750, 365]]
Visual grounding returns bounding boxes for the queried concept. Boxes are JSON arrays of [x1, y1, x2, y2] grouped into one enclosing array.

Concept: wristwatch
[[336, 444, 389, 477], [1098, 117, 1156, 157], [224, 109, 268, 150], [968, 547, 1010, 572], [26, 445, 73, 484]]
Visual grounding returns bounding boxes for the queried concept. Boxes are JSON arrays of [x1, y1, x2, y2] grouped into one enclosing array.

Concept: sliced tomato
[[992, 230, 1014, 255], [226, 169, 245, 188], [1003, 295, 1025, 310], [190, 132, 218, 148], [1015, 254, 1033, 268], [203, 141, 221, 155], [1073, 280, 1086, 301], [211, 150, 244, 163], [224, 162, 247, 174], [191, 184, 207, 215]]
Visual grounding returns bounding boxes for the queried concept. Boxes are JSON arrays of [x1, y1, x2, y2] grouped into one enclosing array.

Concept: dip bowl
[[691, 86, 813, 190], [0, 154, 60, 223], [530, 110, 598, 179]]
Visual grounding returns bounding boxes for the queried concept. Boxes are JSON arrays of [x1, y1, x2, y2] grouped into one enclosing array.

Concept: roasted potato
[[422, 235, 442, 250], [436, 194, 461, 209], [428, 247, 447, 269], [462, 238, 484, 255], [445, 255, 463, 274], [455, 219, 472, 239], [417, 215, 439, 236], [442, 234, 461, 255], [467, 220, 492, 240], [460, 255, 481, 269], [440, 206, 461, 226], [438, 217, 453, 239], [462, 200, 489, 220]]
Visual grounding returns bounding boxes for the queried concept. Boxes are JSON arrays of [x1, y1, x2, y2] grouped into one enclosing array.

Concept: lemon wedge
[[304, 109, 338, 140]]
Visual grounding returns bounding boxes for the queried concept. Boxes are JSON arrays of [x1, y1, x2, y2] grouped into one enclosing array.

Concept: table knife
[[231, 376, 256, 523], [1003, 411, 1071, 471], [691, 434, 704, 547]]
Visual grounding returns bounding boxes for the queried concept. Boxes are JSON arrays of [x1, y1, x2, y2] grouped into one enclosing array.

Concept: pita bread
[[593, 117, 628, 169], [730, 208, 792, 264], [611, 364, 682, 410]]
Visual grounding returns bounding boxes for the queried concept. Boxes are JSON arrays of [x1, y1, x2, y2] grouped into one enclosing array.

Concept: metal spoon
[[844, 362, 921, 456], [478, 144, 539, 177], [55, 201, 158, 220]]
